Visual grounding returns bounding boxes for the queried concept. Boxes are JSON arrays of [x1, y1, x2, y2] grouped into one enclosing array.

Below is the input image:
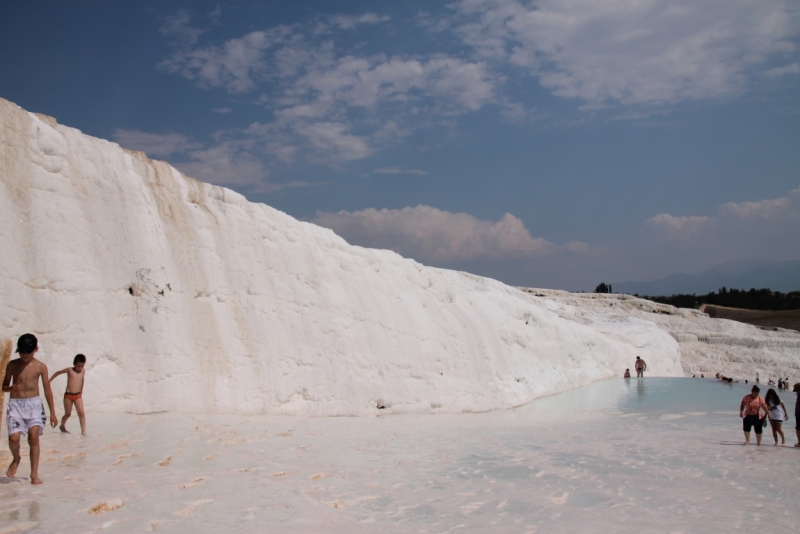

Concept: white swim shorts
[[6, 397, 46, 436]]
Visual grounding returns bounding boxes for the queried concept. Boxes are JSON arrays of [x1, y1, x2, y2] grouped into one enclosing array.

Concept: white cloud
[[160, 10, 206, 48], [645, 214, 715, 240], [763, 62, 800, 77], [718, 196, 791, 220], [452, 0, 800, 107], [296, 122, 374, 161], [212, 107, 232, 114], [371, 167, 429, 175], [313, 205, 557, 262], [644, 187, 800, 247], [159, 15, 499, 163], [160, 28, 293, 93], [112, 129, 202, 158], [330, 13, 390, 30]]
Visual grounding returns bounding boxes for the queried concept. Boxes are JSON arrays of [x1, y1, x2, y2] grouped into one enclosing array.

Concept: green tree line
[[640, 287, 800, 311]]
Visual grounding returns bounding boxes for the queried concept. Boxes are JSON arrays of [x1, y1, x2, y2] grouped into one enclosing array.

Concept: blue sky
[[2, 0, 799, 290]]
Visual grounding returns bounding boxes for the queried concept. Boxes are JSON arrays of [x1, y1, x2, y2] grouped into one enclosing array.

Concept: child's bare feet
[[59, 425, 70, 433], [31, 475, 43, 485], [6, 458, 20, 478]]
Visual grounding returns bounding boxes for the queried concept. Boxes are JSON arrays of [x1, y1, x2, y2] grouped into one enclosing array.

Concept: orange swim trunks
[[64, 392, 82, 402]]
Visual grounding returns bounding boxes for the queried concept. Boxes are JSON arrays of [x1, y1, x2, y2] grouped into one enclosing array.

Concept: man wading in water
[[635, 356, 647, 378]]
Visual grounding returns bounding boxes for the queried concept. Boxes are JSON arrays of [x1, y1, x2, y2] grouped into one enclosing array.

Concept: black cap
[[15, 333, 37, 354]]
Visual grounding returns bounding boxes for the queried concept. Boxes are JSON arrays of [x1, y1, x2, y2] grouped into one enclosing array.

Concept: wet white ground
[[2, 378, 798, 533]]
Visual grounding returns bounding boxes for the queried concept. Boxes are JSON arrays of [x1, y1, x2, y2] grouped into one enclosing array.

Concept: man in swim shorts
[[2, 334, 58, 484], [49, 354, 87, 435], [739, 385, 768, 446], [634, 356, 647, 378]]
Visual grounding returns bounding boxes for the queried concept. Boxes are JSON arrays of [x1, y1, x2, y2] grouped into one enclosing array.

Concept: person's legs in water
[[6, 432, 21, 478], [60, 397, 73, 433], [28, 426, 42, 484], [75, 398, 86, 436], [743, 415, 754, 445], [769, 419, 784, 445], [775, 420, 785, 445], [755, 418, 763, 446]]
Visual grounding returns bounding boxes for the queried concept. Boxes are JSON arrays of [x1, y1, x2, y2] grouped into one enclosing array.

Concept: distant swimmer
[[49, 354, 87, 436], [2, 334, 58, 484], [634, 356, 647, 378], [756, 372, 760, 384], [700, 374, 704, 378], [740, 385, 768, 446], [624, 369, 631, 378]]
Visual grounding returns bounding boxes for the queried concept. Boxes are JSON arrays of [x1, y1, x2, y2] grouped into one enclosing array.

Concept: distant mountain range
[[613, 259, 800, 296]]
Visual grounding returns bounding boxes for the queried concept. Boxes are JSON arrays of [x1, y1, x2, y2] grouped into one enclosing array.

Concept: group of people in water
[[740, 382, 800, 448], [2, 334, 86, 484], [623, 356, 647, 378], [624, 356, 799, 448]]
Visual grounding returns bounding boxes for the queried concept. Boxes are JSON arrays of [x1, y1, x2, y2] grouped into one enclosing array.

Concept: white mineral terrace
[[1, 378, 798, 533]]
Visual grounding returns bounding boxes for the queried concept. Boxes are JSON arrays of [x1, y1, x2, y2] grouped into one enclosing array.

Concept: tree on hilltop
[[595, 283, 612, 294]]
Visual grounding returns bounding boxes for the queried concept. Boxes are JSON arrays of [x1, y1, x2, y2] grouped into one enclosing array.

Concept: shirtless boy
[[2, 334, 58, 484], [49, 354, 87, 435]]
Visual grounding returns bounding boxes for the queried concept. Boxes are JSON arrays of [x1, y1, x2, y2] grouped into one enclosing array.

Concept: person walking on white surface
[[2, 334, 58, 484]]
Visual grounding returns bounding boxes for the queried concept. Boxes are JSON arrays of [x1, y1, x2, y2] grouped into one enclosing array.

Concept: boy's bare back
[[3, 358, 50, 399]]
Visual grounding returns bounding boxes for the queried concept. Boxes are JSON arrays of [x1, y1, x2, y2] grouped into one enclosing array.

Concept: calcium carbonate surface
[[0, 97, 684, 415]]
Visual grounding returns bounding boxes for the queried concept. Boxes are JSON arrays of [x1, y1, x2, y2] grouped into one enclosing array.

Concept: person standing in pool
[[794, 383, 800, 448], [740, 385, 768, 446], [764, 388, 787, 446], [634, 356, 647, 378]]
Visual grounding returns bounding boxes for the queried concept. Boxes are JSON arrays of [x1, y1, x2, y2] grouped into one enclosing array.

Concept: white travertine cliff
[[0, 97, 686, 415], [527, 289, 800, 383]]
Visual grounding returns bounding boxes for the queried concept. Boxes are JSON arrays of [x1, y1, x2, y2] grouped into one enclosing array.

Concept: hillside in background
[[699, 305, 800, 332], [643, 287, 800, 311], [613, 259, 800, 296]]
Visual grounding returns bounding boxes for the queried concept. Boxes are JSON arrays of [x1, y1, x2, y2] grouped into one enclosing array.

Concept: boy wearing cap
[[2, 334, 58, 484]]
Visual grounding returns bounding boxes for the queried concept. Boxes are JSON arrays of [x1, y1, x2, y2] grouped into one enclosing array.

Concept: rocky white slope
[[525, 289, 800, 382], [0, 97, 685, 416]]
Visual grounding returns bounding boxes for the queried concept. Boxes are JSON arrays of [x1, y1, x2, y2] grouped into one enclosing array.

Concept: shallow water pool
[[1, 377, 798, 533]]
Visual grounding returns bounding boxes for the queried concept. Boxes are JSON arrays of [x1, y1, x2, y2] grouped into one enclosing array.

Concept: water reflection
[[28, 499, 40, 522], [636, 378, 646, 403]]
